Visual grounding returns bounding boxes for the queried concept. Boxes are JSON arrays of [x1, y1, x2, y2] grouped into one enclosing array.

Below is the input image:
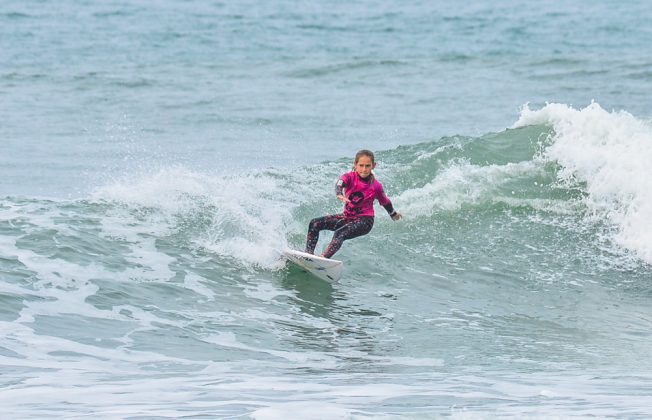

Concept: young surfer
[[305, 149, 402, 259]]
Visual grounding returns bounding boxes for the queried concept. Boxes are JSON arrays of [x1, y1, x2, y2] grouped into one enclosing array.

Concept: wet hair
[[353, 150, 376, 181], [354, 149, 375, 164]]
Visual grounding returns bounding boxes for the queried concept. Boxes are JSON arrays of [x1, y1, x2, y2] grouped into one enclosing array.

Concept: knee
[[308, 218, 320, 230], [332, 229, 347, 242]]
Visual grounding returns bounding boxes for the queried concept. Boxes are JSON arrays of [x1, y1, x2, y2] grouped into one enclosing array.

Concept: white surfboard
[[283, 249, 343, 283]]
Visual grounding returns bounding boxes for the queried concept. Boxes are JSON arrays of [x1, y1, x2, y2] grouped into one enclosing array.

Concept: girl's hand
[[391, 211, 402, 221], [337, 195, 350, 204]]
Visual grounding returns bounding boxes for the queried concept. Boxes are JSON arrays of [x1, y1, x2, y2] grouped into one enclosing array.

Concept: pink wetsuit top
[[339, 171, 391, 218]]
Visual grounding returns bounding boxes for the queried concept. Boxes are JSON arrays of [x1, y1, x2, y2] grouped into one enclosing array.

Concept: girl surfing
[[305, 149, 402, 259]]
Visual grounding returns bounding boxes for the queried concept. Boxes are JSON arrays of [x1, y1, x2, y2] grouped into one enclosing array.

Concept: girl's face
[[354, 155, 375, 178]]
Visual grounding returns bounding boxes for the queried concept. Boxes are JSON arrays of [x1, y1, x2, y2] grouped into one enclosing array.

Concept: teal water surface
[[2, 0, 652, 418]]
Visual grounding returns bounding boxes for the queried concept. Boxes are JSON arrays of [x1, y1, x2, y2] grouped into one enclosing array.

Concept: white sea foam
[[182, 273, 216, 300], [92, 166, 212, 214], [395, 160, 544, 216], [92, 166, 298, 270], [252, 402, 352, 420], [242, 281, 295, 301], [514, 102, 652, 263], [204, 331, 338, 367]]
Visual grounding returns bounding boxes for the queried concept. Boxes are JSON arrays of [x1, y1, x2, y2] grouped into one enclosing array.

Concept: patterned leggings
[[305, 214, 374, 258]]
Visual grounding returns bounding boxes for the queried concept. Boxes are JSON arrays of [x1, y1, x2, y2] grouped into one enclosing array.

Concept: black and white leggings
[[305, 214, 374, 258]]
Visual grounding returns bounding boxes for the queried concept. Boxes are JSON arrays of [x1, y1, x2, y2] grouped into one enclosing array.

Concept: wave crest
[[514, 102, 652, 263]]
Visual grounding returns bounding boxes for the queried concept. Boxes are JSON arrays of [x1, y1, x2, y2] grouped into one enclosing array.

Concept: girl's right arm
[[335, 176, 350, 203], [335, 178, 349, 203]]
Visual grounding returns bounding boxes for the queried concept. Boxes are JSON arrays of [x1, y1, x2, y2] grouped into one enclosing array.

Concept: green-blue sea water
[[2, 1, 652, 418]]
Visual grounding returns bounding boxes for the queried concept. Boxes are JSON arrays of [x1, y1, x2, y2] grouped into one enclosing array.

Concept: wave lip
[[514, 102, 652, 263], [397, 160, 543, 215]]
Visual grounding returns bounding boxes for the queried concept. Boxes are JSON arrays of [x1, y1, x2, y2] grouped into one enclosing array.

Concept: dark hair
[[354, 149, 375, 164]]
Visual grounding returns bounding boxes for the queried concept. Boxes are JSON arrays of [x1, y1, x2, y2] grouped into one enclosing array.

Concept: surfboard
[[283, 249, 343, 283]]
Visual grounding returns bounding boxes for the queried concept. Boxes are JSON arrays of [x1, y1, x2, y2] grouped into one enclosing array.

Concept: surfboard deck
[[283, 249, 343, 283]]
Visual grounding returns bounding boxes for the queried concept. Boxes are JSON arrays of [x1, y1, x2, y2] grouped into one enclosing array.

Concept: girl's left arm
[[377, 184, 402, 221], [382, 201, 402, 220], [335, 175, 350, 203]]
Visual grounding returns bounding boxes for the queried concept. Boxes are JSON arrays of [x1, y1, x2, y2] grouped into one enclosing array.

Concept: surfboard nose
[[283, 249, 343, 283]]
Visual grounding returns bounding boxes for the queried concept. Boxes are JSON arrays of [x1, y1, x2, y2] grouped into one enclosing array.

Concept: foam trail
[[514, 102, 652, 263], [92, 166, 295, 269]]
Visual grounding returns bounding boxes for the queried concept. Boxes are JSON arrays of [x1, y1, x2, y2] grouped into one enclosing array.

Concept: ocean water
[[2, 1, 652, 418]]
